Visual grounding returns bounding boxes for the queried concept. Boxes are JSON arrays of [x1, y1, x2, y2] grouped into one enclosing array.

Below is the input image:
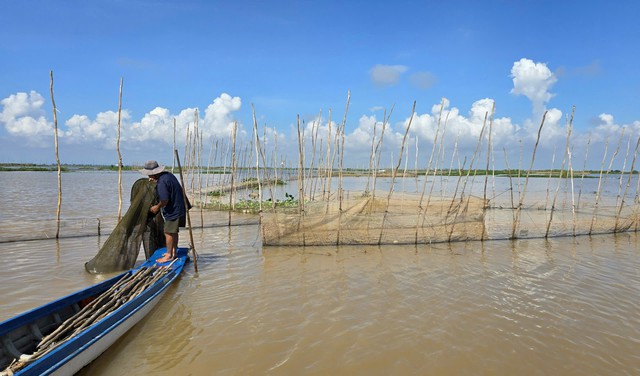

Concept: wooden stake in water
[[116, 77, 124, 223], [616, 136, 640, 231], [379, 101, 416, 245], [174, 149, 198, 273], [512, 111, 547, 239], [50, 70, 62, 239]]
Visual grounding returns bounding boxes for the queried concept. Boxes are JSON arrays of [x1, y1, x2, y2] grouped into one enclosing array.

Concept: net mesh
[[260, 188, 640, 246], [260, 192, 487, 246], [85, 178, 165, 274]]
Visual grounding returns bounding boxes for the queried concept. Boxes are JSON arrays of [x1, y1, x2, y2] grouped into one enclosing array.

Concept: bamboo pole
[[338, 91, 351, 213], [546, 113, 572, 238], [590, 137, 610, 234], [296, 115, 305, 216], [448, 113, 488, 240], [228, 122, 238, 225], [418, 99, 445, 209], [544, 148, 557, 210], [336, 92, 351, 244], [615, 136, 640, 231], [616, 130, 632, 209], [251, 105, 264, 226], [295, 115, 306, 245], [591, 129, 625, 233], [512, 111, 547, 239], [172, 118, 177, 173], [566, 108, 577, 236], [174, 149, 198, 273], [379, 101, 415, 245], [50, 70, 62, 239], [451, 112, 487, 214], [503, 148, 516, 221], [483, 101, 495, 209], [198, 129, 204, 228], [324, 110, 333, 201], [371, 108, 392, 203], [116, 77, 124, 222], [576, 134, 591, 209]]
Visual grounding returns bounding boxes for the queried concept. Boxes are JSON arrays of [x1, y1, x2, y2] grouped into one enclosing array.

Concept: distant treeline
[[0, 163, 135, 172], [1, 163, 637, 177]]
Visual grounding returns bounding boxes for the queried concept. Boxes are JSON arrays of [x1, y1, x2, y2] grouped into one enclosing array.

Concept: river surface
[[1, 171, 639, 375]]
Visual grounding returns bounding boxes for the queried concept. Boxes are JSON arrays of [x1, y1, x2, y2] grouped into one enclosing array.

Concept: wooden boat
[[0, 247, 189, 376]]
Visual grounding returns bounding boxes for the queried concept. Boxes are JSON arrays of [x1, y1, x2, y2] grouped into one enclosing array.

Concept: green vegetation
[[0, 163, 136, 172], [0, 163, 68, 172], [204, 192, 299, 213]]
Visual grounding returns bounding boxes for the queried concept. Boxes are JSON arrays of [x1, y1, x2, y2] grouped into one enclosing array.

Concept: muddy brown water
[[1, 172, 639, 375]]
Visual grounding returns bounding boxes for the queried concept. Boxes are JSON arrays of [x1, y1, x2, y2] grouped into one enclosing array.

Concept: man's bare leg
[[158, 232, 177, 262]]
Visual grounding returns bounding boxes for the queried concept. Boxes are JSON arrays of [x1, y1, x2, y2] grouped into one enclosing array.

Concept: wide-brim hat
[[140, 160, 165, 175]]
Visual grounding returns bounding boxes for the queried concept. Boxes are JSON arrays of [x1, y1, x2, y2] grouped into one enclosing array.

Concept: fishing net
[[260, 192, 488, 246], [85, 178, 165, 274], [259, 183, 640, 246]]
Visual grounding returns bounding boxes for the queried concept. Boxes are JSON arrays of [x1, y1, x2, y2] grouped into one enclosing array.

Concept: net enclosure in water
[[260, 192, 488, 246]]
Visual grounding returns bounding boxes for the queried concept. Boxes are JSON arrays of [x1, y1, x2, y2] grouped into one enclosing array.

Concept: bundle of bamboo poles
[[4, 261, 175, 374]]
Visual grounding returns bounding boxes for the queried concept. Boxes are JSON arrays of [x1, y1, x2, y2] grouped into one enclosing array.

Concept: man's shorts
[[164, 218, 180, 234]]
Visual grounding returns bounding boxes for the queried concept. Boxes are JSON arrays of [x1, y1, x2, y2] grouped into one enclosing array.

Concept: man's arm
[[150, 199, 168, 214]]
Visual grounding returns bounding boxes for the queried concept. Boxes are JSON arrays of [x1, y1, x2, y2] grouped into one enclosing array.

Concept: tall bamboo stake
[[379, 101, 415, 245], [198, 129, 204, 228], [452, 112, 487, 214], [414, 136, 419, 191], [591, 129, 625, 232], [296, 115, 306, 245], [418, 99, 445, 209], [503, 147, 516, 222], [172, 119, 177, 173], [324, 110, 333, 201], [546, 112, 572, 238], [566, 108, 577, 236], [251, 104, 264, 217], [338, 91, 351, 213], [415, 101, 445, 242], [616, 136, 640, 231], [616, 130, 632, 209], [370, 108, 393, 212], [365, 119, 378, 195], [483, 101, 495, 209], [50, 70, 62, 239], [174, 149, 198, 273], [336, 92, 351, 244], [544, 148, 557, 210], [576, 134, 592, 209], [116, 77, 124, 222], [296, 115, 305, 216], [229, 122, 238, 225], [448, 113, 488, 240], [512, 111, 547, 239], [590, 137, 610, 234]]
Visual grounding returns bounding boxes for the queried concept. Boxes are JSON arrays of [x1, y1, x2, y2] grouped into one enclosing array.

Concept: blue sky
[[1, 0, 639, 169]]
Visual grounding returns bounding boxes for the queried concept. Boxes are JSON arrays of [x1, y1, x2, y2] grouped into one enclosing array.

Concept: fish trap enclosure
[[261, 192, 488, 246], [260, 189, 640, 246]]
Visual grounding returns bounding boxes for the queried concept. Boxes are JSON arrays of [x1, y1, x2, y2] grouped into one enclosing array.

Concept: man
[[139, 160, 187, 263]]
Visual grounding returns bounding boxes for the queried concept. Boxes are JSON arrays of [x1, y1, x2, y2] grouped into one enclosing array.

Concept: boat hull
[[0, 247, 189, 376]]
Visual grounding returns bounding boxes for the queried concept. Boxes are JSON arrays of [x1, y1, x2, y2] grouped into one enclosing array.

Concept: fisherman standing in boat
[[140, 160, 187, 263]]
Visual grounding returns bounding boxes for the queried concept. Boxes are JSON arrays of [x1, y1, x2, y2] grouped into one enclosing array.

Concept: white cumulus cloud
[[0, 91, 53, 145], [510, 58, 557, 116], [370, 64, 408, 86]]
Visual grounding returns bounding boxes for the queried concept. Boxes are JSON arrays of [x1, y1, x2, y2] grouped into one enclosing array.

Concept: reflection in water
[[1, 172, 640, 375]]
